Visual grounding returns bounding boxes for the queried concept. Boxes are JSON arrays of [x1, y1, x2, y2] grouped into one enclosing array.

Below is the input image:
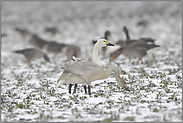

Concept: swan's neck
[[101, 66, 125, 87], [101, 66, 119, 79], [92, 43, 102, 66]]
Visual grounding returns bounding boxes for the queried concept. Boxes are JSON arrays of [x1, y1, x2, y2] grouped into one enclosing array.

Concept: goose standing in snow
[[13, 48, 50, 63], [56, 39, 130, 95], [110, 27, 160, 64], [110, 41, 159, 64]]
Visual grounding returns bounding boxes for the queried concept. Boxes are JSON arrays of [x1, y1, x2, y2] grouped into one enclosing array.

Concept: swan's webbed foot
[[83, 85, 87, 93]]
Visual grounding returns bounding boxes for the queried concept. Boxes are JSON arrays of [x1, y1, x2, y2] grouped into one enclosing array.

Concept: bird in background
[[110, 26, 160, 64], [13, 48, 51, 63]]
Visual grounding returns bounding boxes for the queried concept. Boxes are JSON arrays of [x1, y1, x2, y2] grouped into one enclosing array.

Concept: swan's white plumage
[[92, 39, 108, 66], [106, 44, 121, 55], [56, 39, 129, 91], [56, 69, 64, 77]]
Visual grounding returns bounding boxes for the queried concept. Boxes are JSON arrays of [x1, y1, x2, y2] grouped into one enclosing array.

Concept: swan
[[56, 39, 130, 95]]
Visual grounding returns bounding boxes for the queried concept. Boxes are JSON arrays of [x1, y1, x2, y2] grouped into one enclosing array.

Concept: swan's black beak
[[105, 41, 115, 46], [124, 84, 130, 92]]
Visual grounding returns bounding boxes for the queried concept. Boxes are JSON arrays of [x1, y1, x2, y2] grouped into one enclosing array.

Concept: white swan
[[56, 39, 130, 95]]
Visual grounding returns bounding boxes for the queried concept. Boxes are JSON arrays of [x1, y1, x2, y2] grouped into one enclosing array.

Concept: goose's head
[[44, 54, 51, 62], [123, 26, 128, 33], [95, 39, 114, 48], [104, 31, 111, 40]]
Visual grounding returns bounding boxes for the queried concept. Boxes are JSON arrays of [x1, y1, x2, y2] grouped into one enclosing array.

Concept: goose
[[65, 45, 81, 61], [13, 48, 50, 63], [115, 26, 140, 47], [43, 42, 80, 62], [110, 41, 160, 64], [15, 28, 31, 41], [43, 41, 67, 54], [110, 27, 160, 64], [15, 28, 34, 47], [56, 39, 130, 95], [15, 28, 49, 49], [28, 34, 49, 49]]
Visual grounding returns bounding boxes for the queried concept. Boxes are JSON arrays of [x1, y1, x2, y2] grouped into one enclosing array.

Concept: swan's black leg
[[88, 86, 91, 95], [69, 84, 73, 94], [73, 84, 78, 94], [83, 85, 87, 93]]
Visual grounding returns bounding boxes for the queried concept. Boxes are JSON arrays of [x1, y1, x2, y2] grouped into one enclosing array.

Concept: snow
[[1, 1, 182, 122]]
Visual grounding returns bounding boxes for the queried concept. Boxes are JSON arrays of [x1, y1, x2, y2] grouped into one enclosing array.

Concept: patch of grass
[[153, 107, 159, 112], [102, 118, 113, 122], [123, 116, 135, 121]]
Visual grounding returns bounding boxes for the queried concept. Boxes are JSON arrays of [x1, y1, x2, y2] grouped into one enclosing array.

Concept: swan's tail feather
[[55, 80, 65, 90], [56, 69, 64, 77]]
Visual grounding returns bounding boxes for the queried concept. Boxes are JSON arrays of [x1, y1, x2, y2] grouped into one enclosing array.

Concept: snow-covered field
[[1, 1, 182, 122]]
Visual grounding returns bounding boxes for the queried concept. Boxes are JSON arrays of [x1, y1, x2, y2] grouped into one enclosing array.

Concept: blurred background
[[2, 1, 181, 29], [2, 1, 181, 62]]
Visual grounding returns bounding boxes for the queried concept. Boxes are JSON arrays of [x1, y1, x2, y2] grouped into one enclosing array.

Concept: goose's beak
[[124, 84, 130, 91], [105, 41, 115, 46], [112, 55, 116, 59]]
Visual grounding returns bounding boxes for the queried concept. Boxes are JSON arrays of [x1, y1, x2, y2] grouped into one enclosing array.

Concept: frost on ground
[[1, 1, 182, 122]]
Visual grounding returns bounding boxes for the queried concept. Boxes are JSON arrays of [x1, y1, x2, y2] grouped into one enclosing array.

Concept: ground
[[1, 1, 182, 122]]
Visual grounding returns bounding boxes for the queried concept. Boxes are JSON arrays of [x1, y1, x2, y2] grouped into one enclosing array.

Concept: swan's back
[[62, 60, 104, 82]]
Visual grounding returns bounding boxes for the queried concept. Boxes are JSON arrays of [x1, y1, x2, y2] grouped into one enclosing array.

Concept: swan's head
[[117, 77, 130, 92], [95, 39, 114, 47]]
